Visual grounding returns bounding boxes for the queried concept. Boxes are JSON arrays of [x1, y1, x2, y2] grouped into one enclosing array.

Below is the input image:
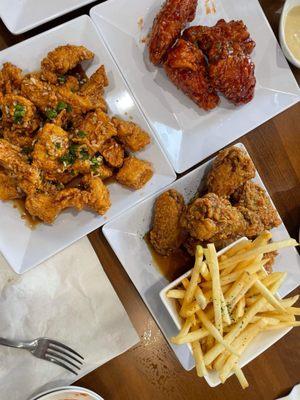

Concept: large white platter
[[0, 15, 176, 274], [91, 0, 300, 173], [103, 143, 300, 383], [0, 0, 96, 35]]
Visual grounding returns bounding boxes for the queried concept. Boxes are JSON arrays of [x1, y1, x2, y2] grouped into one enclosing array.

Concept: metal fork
[[0, 337, 84, 375]]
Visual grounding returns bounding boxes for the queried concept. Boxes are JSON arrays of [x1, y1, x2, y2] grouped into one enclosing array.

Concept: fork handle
[[0, 337, 29, 349]]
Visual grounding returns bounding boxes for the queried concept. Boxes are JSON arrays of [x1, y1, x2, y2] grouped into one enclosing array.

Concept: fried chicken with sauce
[[21, 74, 58, 112], [164, 39, 219, 110], [80, 65, 108, 112], [206, 146, 256, 197], [0, 62, 23, 94], [100, 138, 124, 168], [180, 193, 246, 242], [232, 181, 281, 231], [116, 156, 153, 190], [0, 169, 22, 200], [148, 0, 198, 65], [112, 117, 151, 152], [150, 189, 186, 256]]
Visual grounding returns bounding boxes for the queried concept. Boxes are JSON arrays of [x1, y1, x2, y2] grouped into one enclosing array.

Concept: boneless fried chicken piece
[[150, 189, 186, 256], [100, 138, 124, 168], [164, 39, 219, 110], [82, 175, 111, 215], [0, 62, 23, 94], [55, 86, 94, 115], [183, 19, 255, 56], [180, 193, 246, 242], [208, 41, 256, 105], [0, 169, 22, 200], [80, 65, 108, 112], [21, 75, 58, 112], [116, 156, 153, 190], [148, 0, 198, 65], [41, 45, 94, 83], [232, 181, 281, 231], [206, 146, 256, 197], [112, 117, 150, 152]]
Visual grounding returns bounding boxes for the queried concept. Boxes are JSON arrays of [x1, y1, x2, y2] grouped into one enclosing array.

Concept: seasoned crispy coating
[[1, 94, 40, 134], [97, 164, 113, 181], [206, 146, 256, 197], [183, 19, 255, 56], [237, 206, 265, 238], [0, 170, 22, 200], [0, 62, 23, 94], [21, 75, 58, 112], [116, 156, 153, 190], [164, 39, 219, 110], [112, 117, 151, 151], [148, 0, 198, 65], [41, 45, 94, 82], [62, 76, 80, 92], [180, 193, 246, 242], [150, 189, 186, 256], [55, 86, 94, 115], [100, 138, 124, 168], [76, 109, 117, 153], [80, 65, 108, 112], [82, 175, 111, 215], [232, 181, 281, 231], [208, 41, 256, 105], [263, 251, 278, 274]]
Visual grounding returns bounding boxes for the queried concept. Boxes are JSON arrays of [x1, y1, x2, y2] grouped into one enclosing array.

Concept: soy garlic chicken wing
[[148, 0, 198, 65], [0, 169, 22, 200], [164, 39, 219, 110], [0, 62, 23, 94], [116, 156, 153, 190], [150, 189, 186, 256], [112, 117, 150, 152], [183, 19, 255, 56], [208, 41, 256, 105], [1, 94, 40, 134], [100, 138, 124, 168], [21, 75, 58, 112], [206, 146, 256, 197], [180, 193, 246, 242], [41, 45, 94, 83], [232, 181, 281, 231]]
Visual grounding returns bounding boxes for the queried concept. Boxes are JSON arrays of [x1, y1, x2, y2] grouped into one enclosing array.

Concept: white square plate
[[103, 143, 300, 381], [91, 0, 300, 173], [0, 15, 176, 274], [0, 0, 96, 35]]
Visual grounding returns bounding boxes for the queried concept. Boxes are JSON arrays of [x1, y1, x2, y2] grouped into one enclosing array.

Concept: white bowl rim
[[279, 0, 300, 69], [29, 386, 104, 400]]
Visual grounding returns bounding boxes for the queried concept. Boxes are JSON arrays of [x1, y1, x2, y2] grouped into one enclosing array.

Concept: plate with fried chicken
[[103, 144, 300, 370], [91, 0, 300, 173], [0, 16, 175, 273]]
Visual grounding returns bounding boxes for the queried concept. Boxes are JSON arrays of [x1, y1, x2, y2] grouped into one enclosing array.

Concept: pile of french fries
[[167, 232, 299, 388]]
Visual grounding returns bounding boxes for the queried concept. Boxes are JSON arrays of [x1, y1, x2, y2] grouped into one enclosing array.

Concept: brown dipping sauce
[[144, 233, 193, 282], [13, 199, 40, 229]]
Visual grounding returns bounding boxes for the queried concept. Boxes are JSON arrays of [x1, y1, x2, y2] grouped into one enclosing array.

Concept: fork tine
[[46, 350, 81, 370], [48, 344, 83, 365], [45, 355, 78, 375], [47, 339, 84, 359]]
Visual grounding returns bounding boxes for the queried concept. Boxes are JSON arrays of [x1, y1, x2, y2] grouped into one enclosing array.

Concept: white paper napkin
[[0, 237, 139, 400]]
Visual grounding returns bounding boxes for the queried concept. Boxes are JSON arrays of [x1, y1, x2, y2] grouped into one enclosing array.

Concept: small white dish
[[0, 0, 96, 35], [0, 15, 176, 274], [103, 143, 300, 379], [91, 0, 300, 173], [30, 386, 103, 400], [279, 0, 300, 69]]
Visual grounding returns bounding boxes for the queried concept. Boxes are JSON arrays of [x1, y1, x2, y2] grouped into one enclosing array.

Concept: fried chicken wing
[[21, 74, 58, 112], [148, 0, 198, 65], [112, 117, 151, 152], [116, 156, 153, 189], [100, 138, 124, 168], [0, 62, 23, 94], [149, 189, 186, 256], [208, 41, 256, 105], [180, 193, 246, 242], [0, 169, 22, 200], [183, 19, 255, 56], [41, 45, 94, 83], [206, 146, 256, 197], [232, 181, 281, 231], [164, 39, 219, 110]]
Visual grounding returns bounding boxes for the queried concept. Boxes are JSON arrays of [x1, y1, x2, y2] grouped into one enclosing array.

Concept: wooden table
[[0, 1, 299, 399]]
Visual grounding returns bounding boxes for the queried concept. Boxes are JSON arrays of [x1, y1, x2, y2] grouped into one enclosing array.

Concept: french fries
[[167, 232, 299, 388]]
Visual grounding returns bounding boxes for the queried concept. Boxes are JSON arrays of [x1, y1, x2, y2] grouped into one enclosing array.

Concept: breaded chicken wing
[[100, 138, 124, 168], [116, 156, 153, 189], [208, 41, 256, 105], [180, 193, 246, 242], [0, 62, 23, 94], [21, 75, 58, 112], [183, 19, 255, 56], [206, 146, 256, 197], [150, 189, 186, 256], [232, 181, 281, 231], [112, 117, 150, 152], [164, 39, 219, 110], [148, 0, 198, 65], [41, 45, 94, 83]]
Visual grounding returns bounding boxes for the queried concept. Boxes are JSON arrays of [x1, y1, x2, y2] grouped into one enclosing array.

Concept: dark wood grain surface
[[0, 1, 299, 399]]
